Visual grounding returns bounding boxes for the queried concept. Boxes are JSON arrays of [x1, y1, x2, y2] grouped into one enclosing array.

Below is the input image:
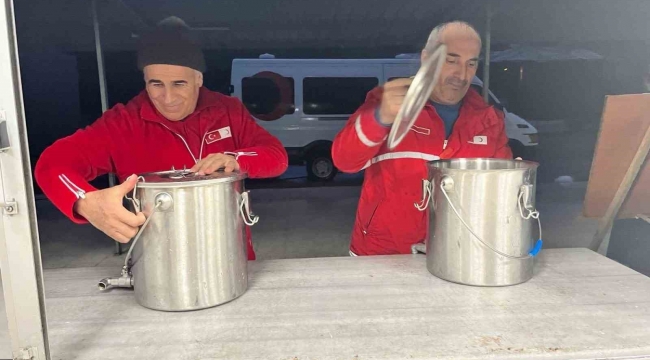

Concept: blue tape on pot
[[529, 239, 543, 257]]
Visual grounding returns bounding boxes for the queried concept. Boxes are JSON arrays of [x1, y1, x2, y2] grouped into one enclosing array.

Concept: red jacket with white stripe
[[332, 87, 512, 255], [34, 87, 288, 260]]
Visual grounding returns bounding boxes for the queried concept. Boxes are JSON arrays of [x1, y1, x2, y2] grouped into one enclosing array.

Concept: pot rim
[[136, 169, 247, 188], [428, 158, 539, 171]]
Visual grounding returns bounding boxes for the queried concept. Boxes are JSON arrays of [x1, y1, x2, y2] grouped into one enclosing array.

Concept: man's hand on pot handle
[[74, 175, 146, 243]]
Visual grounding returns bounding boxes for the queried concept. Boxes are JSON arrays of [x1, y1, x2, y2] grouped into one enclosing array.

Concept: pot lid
[[387, 42, 447, 150], [136, 166, 247, 188]]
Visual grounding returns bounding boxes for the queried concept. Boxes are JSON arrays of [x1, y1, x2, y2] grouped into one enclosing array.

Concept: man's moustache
[[445, 78, 467, 87]]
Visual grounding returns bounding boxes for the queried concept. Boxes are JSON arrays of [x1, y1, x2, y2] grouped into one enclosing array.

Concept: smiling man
[[35, 17, 288, 260], [332, 21, 512, 256]]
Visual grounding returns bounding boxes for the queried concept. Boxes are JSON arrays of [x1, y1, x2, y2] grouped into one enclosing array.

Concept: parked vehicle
[[231, 54, 538, 181]]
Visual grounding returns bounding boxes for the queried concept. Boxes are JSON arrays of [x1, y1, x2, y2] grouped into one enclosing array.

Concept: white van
[[231, 54, 538, 181]]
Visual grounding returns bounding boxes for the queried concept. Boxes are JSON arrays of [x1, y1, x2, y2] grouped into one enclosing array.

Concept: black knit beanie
[[137, 17, 206, 73]]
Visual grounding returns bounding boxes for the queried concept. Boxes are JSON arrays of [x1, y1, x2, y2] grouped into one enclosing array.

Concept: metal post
[[92, 0, 109, 117], [482, 1, 492, 102], [92, 0, 122, 254], [0, 0, 50, 358]]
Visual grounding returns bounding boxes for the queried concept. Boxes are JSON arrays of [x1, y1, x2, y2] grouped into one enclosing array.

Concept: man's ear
[[196, 71, 204, 88]]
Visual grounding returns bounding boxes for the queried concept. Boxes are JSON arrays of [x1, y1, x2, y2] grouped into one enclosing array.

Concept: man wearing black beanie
[[35, 17, 288, 260]]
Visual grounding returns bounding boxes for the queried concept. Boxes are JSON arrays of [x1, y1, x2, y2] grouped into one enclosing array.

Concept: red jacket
[[332, 87, 512, 255], [35, 87, 288, 260]]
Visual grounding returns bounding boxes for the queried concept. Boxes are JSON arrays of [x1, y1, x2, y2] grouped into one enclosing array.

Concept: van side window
[[242, 72, 295, 121], [303, 77, 378, 115]]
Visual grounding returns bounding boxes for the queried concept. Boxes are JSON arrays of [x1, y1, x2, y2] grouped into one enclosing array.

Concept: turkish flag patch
[[205, 126, 232, 144]]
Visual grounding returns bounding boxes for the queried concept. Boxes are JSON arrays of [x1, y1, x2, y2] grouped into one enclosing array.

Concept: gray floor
[[0, 181, 598, 358]]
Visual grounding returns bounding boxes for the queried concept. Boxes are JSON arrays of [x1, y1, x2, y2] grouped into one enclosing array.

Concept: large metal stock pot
[[415, 158, 543, 286], [99, 168, 259, 311]]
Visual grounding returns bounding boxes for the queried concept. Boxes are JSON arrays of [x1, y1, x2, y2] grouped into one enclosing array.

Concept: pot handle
[[99, 191, 169, 290], [239, 191, 259, 226], [439, 177, 542, 259], [123, 193, 171, 270], [415, 179, 432, 211], [124, 176, 146, 213], [518, 184, 543, 256]]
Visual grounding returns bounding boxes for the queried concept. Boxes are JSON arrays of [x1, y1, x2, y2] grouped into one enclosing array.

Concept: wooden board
[[583, 93, 650, 218]]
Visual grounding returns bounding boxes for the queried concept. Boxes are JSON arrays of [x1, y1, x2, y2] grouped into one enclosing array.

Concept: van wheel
[[306, 151, 338, 182]]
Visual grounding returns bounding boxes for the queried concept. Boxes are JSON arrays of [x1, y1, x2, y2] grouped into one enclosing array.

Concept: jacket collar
[[424, 86, 500, 136], [461, 87, 491, 111], [424, 87, 489, 113]]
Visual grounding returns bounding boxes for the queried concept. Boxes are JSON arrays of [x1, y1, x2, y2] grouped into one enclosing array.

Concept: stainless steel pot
[[415, 158, 543, 286], [98, 168, 258, 311]]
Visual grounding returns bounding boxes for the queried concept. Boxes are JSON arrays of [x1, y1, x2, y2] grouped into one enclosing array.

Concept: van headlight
[[527, 133, 539, 144]]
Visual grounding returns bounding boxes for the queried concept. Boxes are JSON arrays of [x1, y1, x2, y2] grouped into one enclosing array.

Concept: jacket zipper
[[157, 123, 204, 164], [58, 174, 86, 199], [363, 201, 382, 235]]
